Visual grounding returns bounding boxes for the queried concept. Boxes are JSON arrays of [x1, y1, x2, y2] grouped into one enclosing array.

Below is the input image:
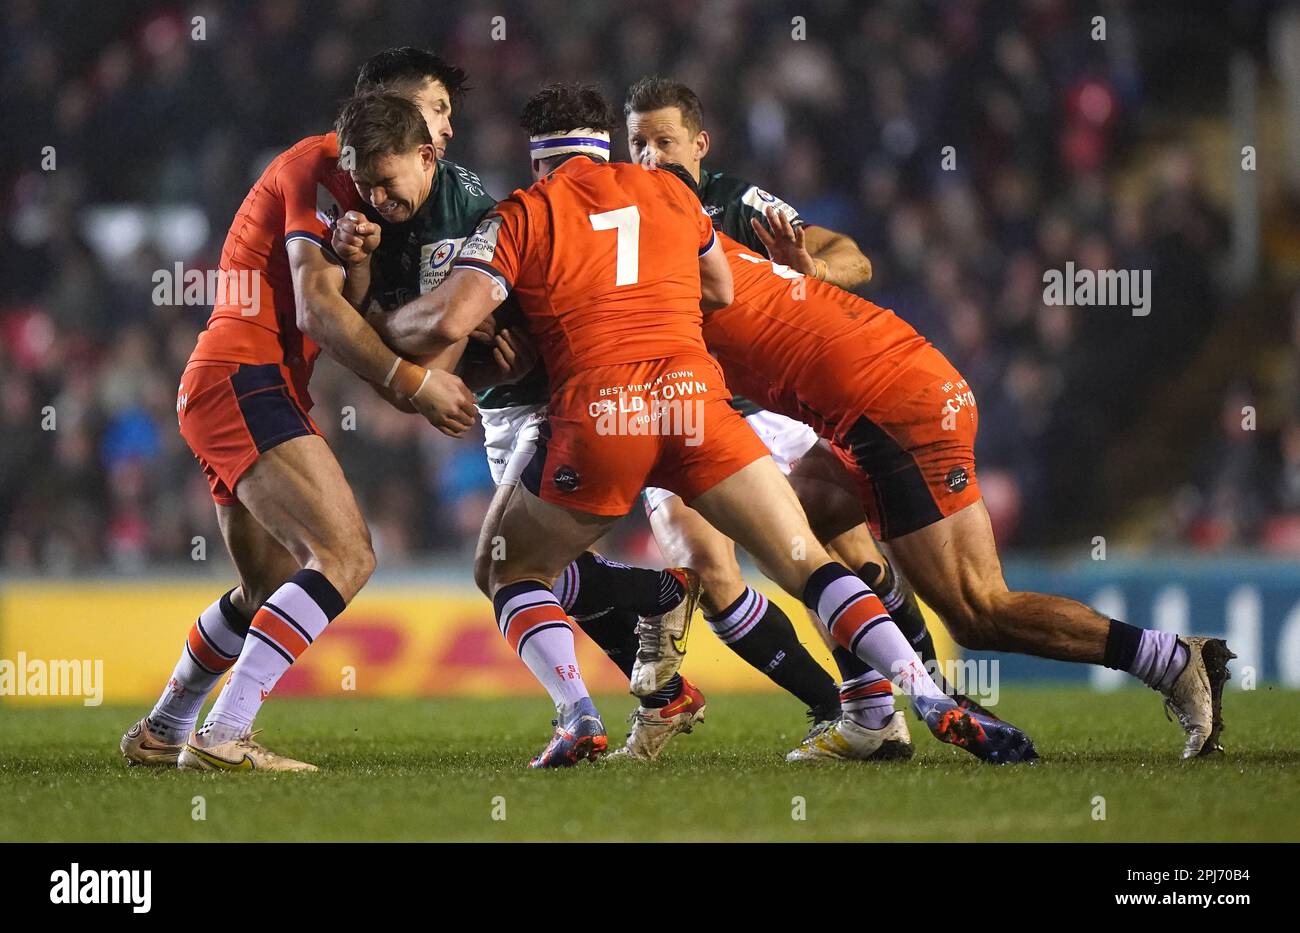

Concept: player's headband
[[528, 128, 611, 160]]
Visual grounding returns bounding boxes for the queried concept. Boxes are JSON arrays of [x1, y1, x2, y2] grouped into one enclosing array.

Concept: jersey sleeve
[[453, 193, 528, 296], [279, 156, 346, 262]]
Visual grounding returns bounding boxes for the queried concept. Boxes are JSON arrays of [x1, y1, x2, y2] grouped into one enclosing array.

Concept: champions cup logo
[[152, 263, 262, 317], [590, 373, 708, 446]]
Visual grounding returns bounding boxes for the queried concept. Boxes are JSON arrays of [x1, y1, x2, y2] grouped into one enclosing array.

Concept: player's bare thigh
[[232, 434, 375, 602], [787, 441, 867, 544], [214, 500, 301, 616], [487, 485, 617, 596], [689, 456, 834, 596], [648, 493, 745, 614]]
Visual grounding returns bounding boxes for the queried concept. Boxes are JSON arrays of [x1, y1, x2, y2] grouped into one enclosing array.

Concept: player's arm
[[287, 240, 476, 436], [751, 208, 872, 289], [801, 224, 873, 289], [371, 266, 505, 358], [699, 234, 734, 310]]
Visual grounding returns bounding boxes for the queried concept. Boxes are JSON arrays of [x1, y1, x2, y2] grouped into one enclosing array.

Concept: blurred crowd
[[0, 0, 1290, 572]]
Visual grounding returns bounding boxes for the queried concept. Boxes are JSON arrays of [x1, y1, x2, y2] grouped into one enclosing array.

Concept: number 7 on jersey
[[589, 206, 640, 286]]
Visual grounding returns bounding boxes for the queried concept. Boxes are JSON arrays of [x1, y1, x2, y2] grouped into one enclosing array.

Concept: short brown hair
[[334, 92, 432, 173], [624, 76, 704, 134]]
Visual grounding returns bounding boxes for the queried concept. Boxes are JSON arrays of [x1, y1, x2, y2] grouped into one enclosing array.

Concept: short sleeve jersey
[[455, 158, 717, 388], [190, 132, 362, 407]]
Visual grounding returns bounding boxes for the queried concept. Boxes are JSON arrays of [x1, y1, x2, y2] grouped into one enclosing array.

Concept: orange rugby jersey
[[189, 132, 360, 407], [454, 158, 717, 387], [704, 232, 931, 430]]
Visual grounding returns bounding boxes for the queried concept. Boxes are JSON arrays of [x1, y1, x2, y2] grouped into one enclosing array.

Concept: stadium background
[[2, 0, 1299, 704]]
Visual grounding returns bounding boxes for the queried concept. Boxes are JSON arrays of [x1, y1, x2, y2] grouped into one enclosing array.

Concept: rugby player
[[623, 77, 976, 760], [371, 83, 1037, 767], [120, 49, 479, 772], [689, 215, 1235, 760], [330, 91, 710, 761]]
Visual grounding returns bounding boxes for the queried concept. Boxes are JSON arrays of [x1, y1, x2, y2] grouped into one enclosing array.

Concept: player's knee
[[691, 550, 744, 605], [312, 538, 375, 601]]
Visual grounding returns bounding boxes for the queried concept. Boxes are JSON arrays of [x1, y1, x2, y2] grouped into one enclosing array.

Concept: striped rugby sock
[[839, 669, 897, 730], [199, 570, 345, 742], [802, 562, 949, 707], [709, 588, 841, 720], [494, 580, 590, 708], [148, 589, 250, 744]]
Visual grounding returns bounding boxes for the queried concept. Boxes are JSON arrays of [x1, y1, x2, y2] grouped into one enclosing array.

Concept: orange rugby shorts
[[521, 354, 769, 516], [177, 362, 321, 506]]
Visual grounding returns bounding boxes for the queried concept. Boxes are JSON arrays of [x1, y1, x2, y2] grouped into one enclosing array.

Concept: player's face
[[411, 79, 454, 159], [626, 107, 707, 181], [351, 145, 436, 223]]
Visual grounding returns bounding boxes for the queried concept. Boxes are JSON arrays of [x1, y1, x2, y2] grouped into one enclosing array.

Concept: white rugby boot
[[786, 710, 914, 762]]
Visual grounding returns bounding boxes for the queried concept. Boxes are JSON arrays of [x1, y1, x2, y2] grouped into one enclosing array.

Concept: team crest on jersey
[[460, 216, 502, 263], [315, 183, 342, 227], [420, 237, 466, 293]]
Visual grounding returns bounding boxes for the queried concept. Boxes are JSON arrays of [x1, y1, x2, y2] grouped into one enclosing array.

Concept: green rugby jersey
[[364, 159, 546, 409]]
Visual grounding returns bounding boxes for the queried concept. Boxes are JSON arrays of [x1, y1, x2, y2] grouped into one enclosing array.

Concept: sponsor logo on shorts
[[553, 465, 580, 492], [588, 371, 708, 446], [946, 465, 970, 493]]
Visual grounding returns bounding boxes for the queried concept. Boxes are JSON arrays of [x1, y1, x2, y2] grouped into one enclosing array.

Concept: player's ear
[[420, 143, 437, 169], [694, 129, 710, 162]]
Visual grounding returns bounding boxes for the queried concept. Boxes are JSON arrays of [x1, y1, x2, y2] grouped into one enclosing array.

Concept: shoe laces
[[635, 615, 662, 661]]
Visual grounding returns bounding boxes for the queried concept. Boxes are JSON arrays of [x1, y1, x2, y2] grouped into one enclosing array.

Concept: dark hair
[[354, 47, 469, 99], [335, 93, 433, 172], [519, 82, 619, 138], [624, 76, 704, 134]]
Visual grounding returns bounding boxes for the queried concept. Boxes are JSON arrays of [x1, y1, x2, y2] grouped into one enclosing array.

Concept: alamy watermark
[[152, 263, 262, 316], [0, 653, 103, 706], [1043, 261, 1150, 316]]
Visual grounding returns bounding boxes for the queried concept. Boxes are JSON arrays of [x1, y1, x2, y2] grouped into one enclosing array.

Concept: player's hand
[[470, 315, 498, 344], [751, 206, 818, 277], [491, 328, 538, 385], [333, 210, 381, 266], [409, 368, 477, 437]]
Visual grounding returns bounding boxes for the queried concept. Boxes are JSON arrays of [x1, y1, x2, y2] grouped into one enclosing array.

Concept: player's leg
[[123, 501, 299, 764], [181, 434, 376, 771], [790, 442, 953, 688], [475, 408, 689, 691], [685, 453, 1035, 764], [488, 482, 628, 766], [647, 489, 841, 723], [887, 498, 1233, 757]]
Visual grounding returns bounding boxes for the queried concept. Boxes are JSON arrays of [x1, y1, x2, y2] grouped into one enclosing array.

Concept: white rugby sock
[[494, 580, 590, 708], [148, 590, 249, 743], [803, 563, 950, 707], [199, 571, 345, 744]]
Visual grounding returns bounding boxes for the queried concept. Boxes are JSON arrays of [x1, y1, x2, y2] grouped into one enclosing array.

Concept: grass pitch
[[1, 687, 1296, 842]]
